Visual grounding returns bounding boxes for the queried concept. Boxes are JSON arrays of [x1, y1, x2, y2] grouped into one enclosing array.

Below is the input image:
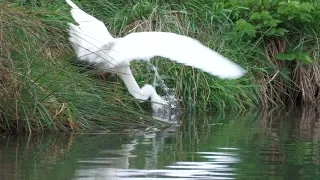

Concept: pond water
[[1, 109, 320, 180]]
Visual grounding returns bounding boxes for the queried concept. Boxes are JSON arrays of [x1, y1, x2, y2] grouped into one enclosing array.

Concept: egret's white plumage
[[66, 0, 246, 114]]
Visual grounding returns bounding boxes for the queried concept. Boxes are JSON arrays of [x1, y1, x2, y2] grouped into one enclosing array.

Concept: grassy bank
[[1, 0, 319, 133], [0, 2, 168, 134]]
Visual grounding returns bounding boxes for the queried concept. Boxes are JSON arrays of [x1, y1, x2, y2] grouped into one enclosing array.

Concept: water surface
[[1, 109, 320, 179]]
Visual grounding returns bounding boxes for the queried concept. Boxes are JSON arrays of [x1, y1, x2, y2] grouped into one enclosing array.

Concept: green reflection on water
[[1, 109, 320, 179]]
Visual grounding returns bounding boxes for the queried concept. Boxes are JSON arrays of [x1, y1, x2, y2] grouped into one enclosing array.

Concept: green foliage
[[276, 51, 312, 64], [182, 0, 319, 105], [219, 0, 319, 63], [235, 19, 257, 38]]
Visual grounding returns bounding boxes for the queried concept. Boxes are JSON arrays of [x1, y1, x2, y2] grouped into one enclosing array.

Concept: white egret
[[66, 0, 246, 114]]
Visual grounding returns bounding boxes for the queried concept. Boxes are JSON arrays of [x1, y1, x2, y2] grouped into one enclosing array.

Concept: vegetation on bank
[[0, 0, 319, 133]]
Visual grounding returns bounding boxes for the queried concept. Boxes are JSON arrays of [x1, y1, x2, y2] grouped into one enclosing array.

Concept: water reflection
[[74, 132, 240, 179], [1, 108, 320, 179]]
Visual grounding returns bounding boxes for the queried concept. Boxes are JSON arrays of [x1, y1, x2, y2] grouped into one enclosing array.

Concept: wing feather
[[108, 32, 246, 79]]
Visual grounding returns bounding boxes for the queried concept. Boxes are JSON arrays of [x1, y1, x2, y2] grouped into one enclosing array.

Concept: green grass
[[0, 2, 170, 134], [94, 0, 261, 111], [1, 0, 319, 133]]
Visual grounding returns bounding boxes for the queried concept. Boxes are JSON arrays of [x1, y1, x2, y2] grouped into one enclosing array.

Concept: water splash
[[148, 62, 182, 121]]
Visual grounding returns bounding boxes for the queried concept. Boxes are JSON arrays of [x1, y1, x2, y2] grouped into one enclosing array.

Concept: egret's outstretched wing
[[66, 0, 113, 45], [110, 32, 246, 79], [66, 0, 116, 65]]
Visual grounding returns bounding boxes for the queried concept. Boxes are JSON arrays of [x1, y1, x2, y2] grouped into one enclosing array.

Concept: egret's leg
[[97, 72, 109, 81]]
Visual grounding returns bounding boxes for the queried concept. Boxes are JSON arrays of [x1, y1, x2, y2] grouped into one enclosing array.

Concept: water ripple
[[74, 149, 239, 179]]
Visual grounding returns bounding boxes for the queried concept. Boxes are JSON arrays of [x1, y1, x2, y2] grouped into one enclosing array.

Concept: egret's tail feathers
[[68, 23, 98, 58], [66, 0, 98, 25], [68, 23, 82, 52], [68, 22, 118, 69], [66, 0, 114, 43]]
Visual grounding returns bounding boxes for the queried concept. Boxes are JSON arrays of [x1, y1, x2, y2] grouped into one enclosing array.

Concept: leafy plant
[[276, 51, 313, 64]]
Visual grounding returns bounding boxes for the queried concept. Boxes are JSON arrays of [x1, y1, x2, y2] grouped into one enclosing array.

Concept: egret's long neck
[[117, 66, 158, 101]]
